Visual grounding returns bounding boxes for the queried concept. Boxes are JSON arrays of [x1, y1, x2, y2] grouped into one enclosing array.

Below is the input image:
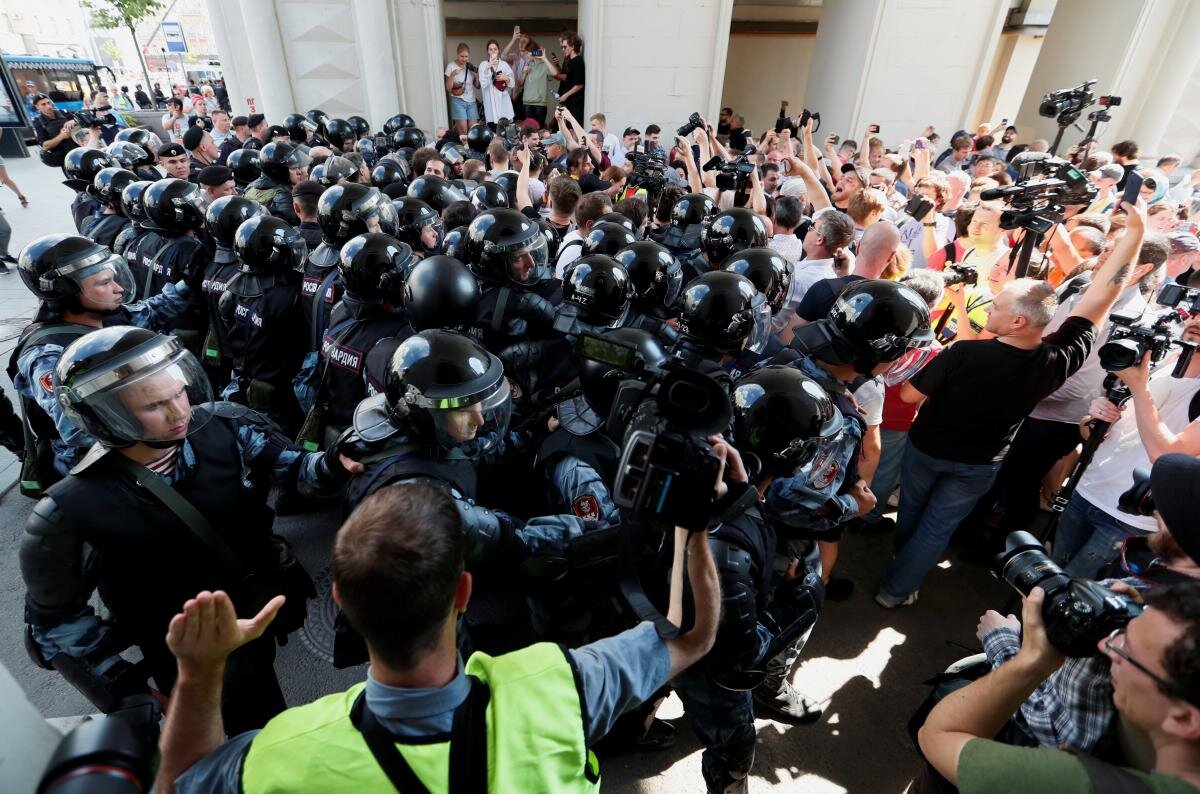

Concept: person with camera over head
[[20, 326, 361, 738], [966, 453, 1200, 766], [30, 94, 99, 168], [1052, 307, 1200, 579], [920, 577, 1200, 794], [874, 199, 1148, 609]]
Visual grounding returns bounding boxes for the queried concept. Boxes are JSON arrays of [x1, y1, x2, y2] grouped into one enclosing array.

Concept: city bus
[[4, 55, 112, 112]]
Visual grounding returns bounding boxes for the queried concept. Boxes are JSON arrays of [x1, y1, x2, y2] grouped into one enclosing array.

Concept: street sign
[[162, 21, 188, 53]]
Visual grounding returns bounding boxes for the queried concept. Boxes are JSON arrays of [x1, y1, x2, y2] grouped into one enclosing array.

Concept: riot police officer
[[244, 141, 310, 223], [613, 240, 682, 345], [407, 173, 468, 214], [112, 179, 155, 260], [20, 326, 356, 733], [296, 233, 413, 449], [694, 208, 769, 286], [650, 191, 715, 281], [228, 148, 263, 191], [722, 247, 794, 374], [82, 168, 135, 248], [140, 178, 211, 351], [7, 235, 192, 491], [63, 147, 116, 232], [465, 208, 561, 355], [201, 195, 267, 391], [673, 364, 835, 793], [219, 215, 310, 434], [392, 196, 443, 259], [673, 269, 770, 381], [103, 140, 161, 181], [581, 221, 637, 258]]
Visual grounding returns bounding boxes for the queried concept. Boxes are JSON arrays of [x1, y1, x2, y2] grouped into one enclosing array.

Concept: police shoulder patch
[[572, 494, 600, 520], [39, 371, 54, 394]]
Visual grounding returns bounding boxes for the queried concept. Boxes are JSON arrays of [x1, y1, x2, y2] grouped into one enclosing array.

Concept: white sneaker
[[874, 590, 918, 609]]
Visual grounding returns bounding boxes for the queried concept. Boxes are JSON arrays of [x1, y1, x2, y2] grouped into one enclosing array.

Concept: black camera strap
[[1066, 748, 1153, 794], [349, 677, 490, 794]]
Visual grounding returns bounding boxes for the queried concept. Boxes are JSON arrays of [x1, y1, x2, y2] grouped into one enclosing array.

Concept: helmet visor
[[505, 234, 549, 284], [63, 252, 136, 311], [375, 200, 399, 236], [431, 376, 512, 456], [879, 346, 938, 387], [659, 259, 684, 308], [744, 293, 772, 354], [64, 338, 213, 445]]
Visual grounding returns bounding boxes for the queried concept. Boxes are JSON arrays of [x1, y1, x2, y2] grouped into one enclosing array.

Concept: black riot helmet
[[731, 365, 843, 479], [337, 232, 413, 303], [227, 148, 263, 188], [352, 329, 512, 458], [392, 197, 443, 255], [317, 183, 390, 246], [306, 109, 331, 136], [466, 123, 494, 154], [402, 255, 481, 333], [595, 212, 636, 236], [317, 155, 358, 187], [283, 113, 310, 143], [325, 118, 356, 150], [442, 225, 469, 261], [143, 178, 207, 233], [18, 233, 136, 310], [465, 208, 550, 286], [347, 115, 370, 138], [533, 218, 560, 262], [407, 174, 467, 214], [795, 279, 935, 376], [205, 195, 267, 248], [234, 215, 308, 274], [677, 270, 771, 355], [104, 141, 154, 172], [490, 171, 520, 207], [391, 127, 425, 151], [700, 208, 767, 264], [64, 148, 117, 189], [561, 255, 635, 328], [670, 192, 717, 229], [371, 159, 406, 191], [722, 247, 794, 316], [382, 113, 416, 134], [573, 327, 667, 434], [582, 222, 637, 258], [470, 181, 510, 211], [259, 141, 311, 185], [54, 327, 214, 448], [114, 127, 163, 162], [93, 168, 138, 210], [614, 240, 683, 311], [119, 180, 153, 223]]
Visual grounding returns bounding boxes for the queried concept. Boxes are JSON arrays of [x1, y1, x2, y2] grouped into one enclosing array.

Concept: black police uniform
[[32, 110, 77, 166], [80, 213, 130, 249], [296, 220, 322, 249], [317, 296, 410, 431]]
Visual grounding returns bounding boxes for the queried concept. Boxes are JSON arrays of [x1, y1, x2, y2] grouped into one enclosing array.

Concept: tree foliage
[[82, 0, 165, 31]]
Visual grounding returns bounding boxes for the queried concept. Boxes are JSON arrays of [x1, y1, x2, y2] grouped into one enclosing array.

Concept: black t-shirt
[[1116, 161, 1138, 191], [907, 315, 1097, 463], [577, 172, 610, 194], [796, 275, 865, 322]]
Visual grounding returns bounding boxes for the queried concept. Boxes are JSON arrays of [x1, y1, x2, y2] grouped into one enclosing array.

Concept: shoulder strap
[[310, 269, 341, 352], [1189, 388, 1200, 423], [1066, 748, 1155, 794], [144, 237, 175, 297], [349, 676, 491, 794], [105, 451, 250, 579], [17, 322, 94, 352], [943, 241, 958, 265]]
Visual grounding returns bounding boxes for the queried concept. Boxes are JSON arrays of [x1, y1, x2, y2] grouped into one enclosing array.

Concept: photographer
[[30, 94, 97, 167], [86, 90, 126, 145], [920, 580, 1200, 793], [975, 453, 1200, 756], [155, 476, 721, 793], [876, 200, 1147, 609], [1054, 309, 1200, 577]]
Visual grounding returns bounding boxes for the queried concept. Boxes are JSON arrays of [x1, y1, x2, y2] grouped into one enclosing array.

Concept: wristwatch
[[923, 222, 936, 227]]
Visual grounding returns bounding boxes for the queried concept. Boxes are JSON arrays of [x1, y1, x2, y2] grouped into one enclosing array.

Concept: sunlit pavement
[[0, 152, 1014, 792]]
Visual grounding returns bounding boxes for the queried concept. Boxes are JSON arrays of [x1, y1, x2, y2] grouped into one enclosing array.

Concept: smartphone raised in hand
[[1115, 170, 1142, 212], [869, 123, 880, 135], [905, 195, 935, 222]]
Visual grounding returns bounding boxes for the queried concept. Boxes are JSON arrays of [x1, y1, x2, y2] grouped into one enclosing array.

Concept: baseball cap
[[247, 113, 266, 129], [840, 162, 870, 187], [182, 124, 206, 151], [1091, 163, 1125, 182], [198, 165, 233, 186], [291, 180, 325, 199], [157, 142, 187, 158], [545, 133, 568, 148], [1150, 453, 1200, 564], [623, 127, 640, 137], [1168, 230, 1200, 256]]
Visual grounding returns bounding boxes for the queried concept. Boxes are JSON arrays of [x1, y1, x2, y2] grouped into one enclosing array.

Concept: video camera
[[677, 112, 704, 138], [1039, 79, 1098, 123], [71, 107, 116, 129], [703, 143, 757, 192], [941, 264, 978, 288], [995, 530, 1142, 657], [576, 333, 734, 532], [980, 155, 1096, 233], [774, 101, 820, 135], [1098, 282, 1199, 374], [624, 146, 668, 206]]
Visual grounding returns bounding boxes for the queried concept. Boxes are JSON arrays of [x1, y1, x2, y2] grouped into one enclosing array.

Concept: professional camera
[[1098, 304, 1193, 373], [71, 108, 115, 129], [677, 112, 703, 138], [995, 531, 1142, 657], [981, 156, 1096, 234], [1039, 79, 1098, 123], [624, 147, 668, 203], [577, 333, 733, 532], [703, 144, 757, 192], [1118, 467, 1154, 516], [941, 264, 978, 288], [37, 694, 161, 794]]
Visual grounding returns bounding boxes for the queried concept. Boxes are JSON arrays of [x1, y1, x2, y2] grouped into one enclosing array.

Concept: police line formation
[[9, 106, 1186, 793]]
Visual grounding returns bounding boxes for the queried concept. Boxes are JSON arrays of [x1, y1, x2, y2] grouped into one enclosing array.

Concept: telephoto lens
[[995, 531, 1142, 656], [1118, 467, 1155, 516], [941, 264, 978, 288]]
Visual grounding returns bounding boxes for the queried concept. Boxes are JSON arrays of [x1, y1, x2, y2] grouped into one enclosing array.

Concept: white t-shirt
[[445, 62, 477, 103], [1076, 368, 1200, 532], [899, 212, 953, 269], [555, 229, 584, 278], [772, 256, 836, 332], [852, 378, 884, 427], [769, 233, 804, 263]]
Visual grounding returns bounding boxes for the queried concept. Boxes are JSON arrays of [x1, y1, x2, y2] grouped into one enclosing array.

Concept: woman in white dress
[[479, 39, 515, 125]]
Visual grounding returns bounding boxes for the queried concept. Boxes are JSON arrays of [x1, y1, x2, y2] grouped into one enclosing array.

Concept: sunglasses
[[1104, 627, 1200, 709]]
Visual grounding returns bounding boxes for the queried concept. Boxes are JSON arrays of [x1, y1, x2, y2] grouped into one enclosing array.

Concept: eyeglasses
[[1104, 627, 1200, 709]]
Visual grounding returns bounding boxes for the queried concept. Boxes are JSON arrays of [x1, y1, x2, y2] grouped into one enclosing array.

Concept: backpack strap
[[1066, 748, 1155, 794]]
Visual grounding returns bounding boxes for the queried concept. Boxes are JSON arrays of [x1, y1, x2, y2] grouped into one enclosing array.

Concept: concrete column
[[803, 0, 1008, 141], [236, 0, 296, 122], [577, 0, 734, 138], [205, 0, 257, 116], [1120, 0, 1200, 158], [392, 0, 448, 132], [1014, 0, 1179, 151], [352, 0, 403, 125]]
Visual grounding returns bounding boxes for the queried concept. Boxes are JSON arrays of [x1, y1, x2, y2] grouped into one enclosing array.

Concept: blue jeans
[[674, 667, 755, 793], [449, 96, 476, 122], [866, 428, 908, 523], [1052, 494, 1143, 577], [881, 440, 1001, 598]]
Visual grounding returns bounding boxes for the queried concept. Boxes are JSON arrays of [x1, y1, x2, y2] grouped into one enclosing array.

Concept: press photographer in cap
[[919, 455, 1200, 793]]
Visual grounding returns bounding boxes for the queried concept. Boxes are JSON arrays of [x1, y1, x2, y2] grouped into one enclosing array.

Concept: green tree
[[82, 0, 164, 100]]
